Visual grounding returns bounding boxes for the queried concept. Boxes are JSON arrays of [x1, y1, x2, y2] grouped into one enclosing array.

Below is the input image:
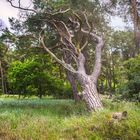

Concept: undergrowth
[[0, 97, 139, 140]]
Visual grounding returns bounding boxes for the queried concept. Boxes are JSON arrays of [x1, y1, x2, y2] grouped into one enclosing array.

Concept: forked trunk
[[40, 15, 104, 112]]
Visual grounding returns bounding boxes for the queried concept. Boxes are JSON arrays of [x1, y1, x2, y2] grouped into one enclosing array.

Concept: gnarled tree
[[39, 13, 104, 111], [7, 0, 104, 111]]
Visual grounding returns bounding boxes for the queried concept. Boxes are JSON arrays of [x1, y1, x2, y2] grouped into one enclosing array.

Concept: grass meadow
[[0, 96, 139, 140]]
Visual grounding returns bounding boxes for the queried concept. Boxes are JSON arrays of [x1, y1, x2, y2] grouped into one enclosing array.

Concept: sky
[[0, 0, 131, 30], [0, 0, 19, 28], [0, 0, 32, 28]]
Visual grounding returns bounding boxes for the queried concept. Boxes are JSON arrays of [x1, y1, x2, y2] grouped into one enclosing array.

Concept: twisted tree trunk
[[76, 51, 103, 111], [82, 83, 103, 111], [78, 73, 103, 111], [7, 0, 104, 111], [40, 12, 104, 111]]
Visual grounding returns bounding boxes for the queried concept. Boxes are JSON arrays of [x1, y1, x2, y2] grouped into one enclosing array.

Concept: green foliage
[[7, 60, 45, 97], [98, 31, 135, 95], [118, 55, 140, 101], [41, 73, 73, 99], [7, 60, 72, 99], [0, 98, 139, 140]]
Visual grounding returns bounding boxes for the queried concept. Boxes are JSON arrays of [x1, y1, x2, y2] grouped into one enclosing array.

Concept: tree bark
[[77, 73, 103, 111], [63, 51, 80, 101], [40, 17, 104, 111], [76, 52, 103, 111], [0, 61, 5, 94], [131, 0, 140, 55], [67, 72, 81, 101]]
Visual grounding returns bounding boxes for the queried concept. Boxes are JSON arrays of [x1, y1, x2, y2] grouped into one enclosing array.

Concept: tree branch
[[77, 53, 86, 74], [81, 29, 104, 83], [81, 40, 88, 51], [61, 48, 78, 66], [7, 0, 37, 13], [51, 8, 71, 16], [7, 0, 70, 16], [72, 11, 82, 31], [91, 37, 104, 84], [83, 12, 91, 30], [52, 20, 78, 55], [81, 28, 101, 43], [39, 31, 77, 74]]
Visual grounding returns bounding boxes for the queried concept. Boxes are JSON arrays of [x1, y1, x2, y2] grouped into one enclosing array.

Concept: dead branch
[[72, 11, 82, 31], [81, 40, 88, 51], [83, 12, 91, 30], [81, 28, 101, 43], [51, 8, 71, 16], [81, 28, 104, 83], [52, 20, 78, 55], [39, 30, 77, 74], [61, 48, 78, 65], [7, 0, 37, 13]]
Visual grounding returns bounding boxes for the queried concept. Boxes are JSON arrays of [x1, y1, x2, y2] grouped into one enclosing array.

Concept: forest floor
[[0, 96, 139, 140]]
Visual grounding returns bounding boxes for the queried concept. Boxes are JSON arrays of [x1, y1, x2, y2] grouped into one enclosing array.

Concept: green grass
[[0, 97, 139, 140]]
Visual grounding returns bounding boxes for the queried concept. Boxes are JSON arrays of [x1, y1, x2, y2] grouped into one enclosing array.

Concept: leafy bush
[[7, 60, 72, 99], [7, 60, 46, 97], [42, 73, 73, 99], [119, 55, 140, 101]]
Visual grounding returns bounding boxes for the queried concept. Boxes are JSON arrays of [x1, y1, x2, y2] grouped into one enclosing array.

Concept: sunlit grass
[[0, 97, 139, 140]]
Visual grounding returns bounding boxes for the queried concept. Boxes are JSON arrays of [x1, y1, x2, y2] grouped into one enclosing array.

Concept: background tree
[[118, 55, 140, 101], [104, 0, 140, 56], [7, 58, 72, 99], [0, 40, 9, 94]]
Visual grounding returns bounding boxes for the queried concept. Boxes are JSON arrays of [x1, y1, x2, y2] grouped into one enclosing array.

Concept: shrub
[[7, 60, 72, 99], [118, 55, 140, 101]]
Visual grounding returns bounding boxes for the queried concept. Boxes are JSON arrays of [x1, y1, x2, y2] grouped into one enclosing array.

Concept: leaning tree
[[7, 0, 105, 111]]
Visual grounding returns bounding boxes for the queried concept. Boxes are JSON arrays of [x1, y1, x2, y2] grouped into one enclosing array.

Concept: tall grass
[[0, 97, 139, 140]]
